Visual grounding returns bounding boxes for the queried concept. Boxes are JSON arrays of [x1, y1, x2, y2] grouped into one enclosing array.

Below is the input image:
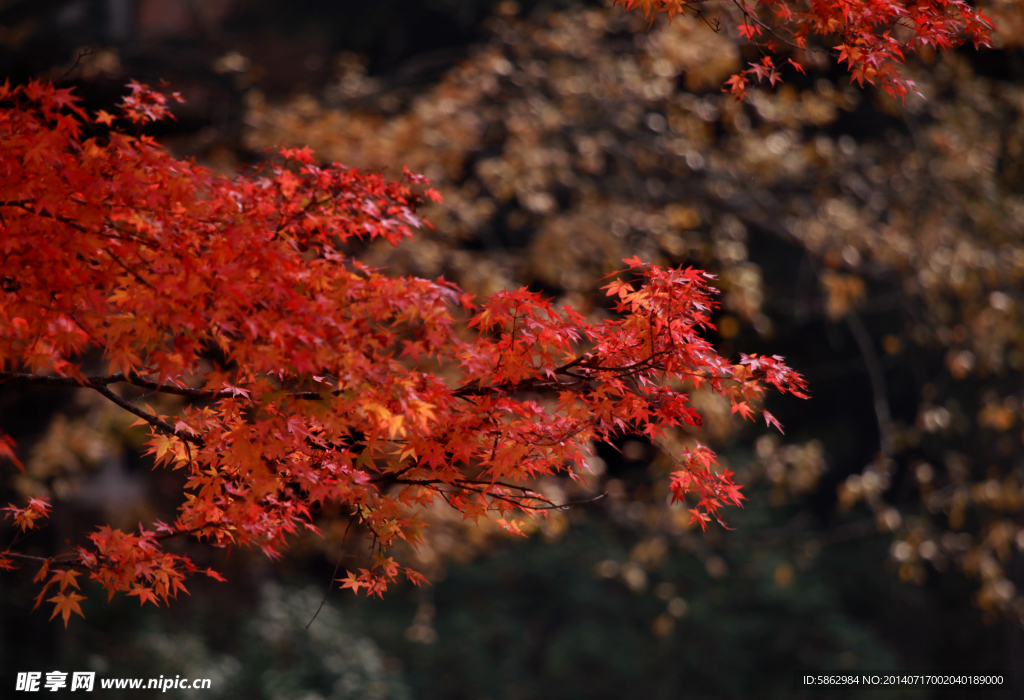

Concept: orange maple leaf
[[50, 568, 81, 592], [48, 591, 86, 628], [127, 586, 160, 607]]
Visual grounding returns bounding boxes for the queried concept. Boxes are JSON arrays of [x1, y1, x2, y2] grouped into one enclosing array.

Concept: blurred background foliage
[[3, 0, 1024, 698]]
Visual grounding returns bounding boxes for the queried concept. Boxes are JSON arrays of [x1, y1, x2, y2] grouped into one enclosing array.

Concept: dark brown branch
[[367, 465, 415, 485], [0, 371, 100, 389], [383, 477, 608, 512], [89, 382, 204, 446], [388, 477, 554, 509], [57, 47, 96, 83], [103, 247, 157, 291], [0, 371, 203, 445], [2, 551, 77, 563], [0, 200, 161, 248], [151, 524, 217, 542], [845, 311, 894, 456], [0, 370, 325, 403], [730, 0, 804, 53], [451, 349, 678, 399]]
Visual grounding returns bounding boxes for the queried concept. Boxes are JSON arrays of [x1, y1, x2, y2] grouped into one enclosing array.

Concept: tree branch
[[845, 311, 894, 457], [89, 382, 204, 446], [0, 371, 203, 445]]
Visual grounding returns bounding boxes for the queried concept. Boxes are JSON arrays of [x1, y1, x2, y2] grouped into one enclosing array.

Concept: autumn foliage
[[1, 0, 997, 627], [0, 76, 810, 625], [615, 0, 993, 99]]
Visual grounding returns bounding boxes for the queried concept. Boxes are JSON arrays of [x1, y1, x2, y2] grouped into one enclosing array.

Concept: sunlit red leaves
[[119, 80, 184, 124], [613, 0, 992, 100], [79, 524, 195, 616], [496, 518, 528, 536], [203, 567, 227, 582], [0, 81, 807, 618], [2, 497, 50, 532], [739, 353, 809, 398], [338, 557, 408, 598], [667, 443, 745, 530]]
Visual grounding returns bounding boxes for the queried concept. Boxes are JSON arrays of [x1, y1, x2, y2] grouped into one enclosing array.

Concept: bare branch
[[845, 311, 894, 456], [89, 382, 204, 446]]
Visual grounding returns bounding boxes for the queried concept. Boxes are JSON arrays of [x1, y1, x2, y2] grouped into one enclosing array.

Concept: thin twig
[[57, 48, 96, 83], [303, 518, 355, 634], [845, 310, 894, 456]]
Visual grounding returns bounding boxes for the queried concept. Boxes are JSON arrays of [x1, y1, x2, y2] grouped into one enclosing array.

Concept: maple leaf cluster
[[0, 79, 804, 624], [615, 0, 993, 99], [240, 0, 1024, 626]]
